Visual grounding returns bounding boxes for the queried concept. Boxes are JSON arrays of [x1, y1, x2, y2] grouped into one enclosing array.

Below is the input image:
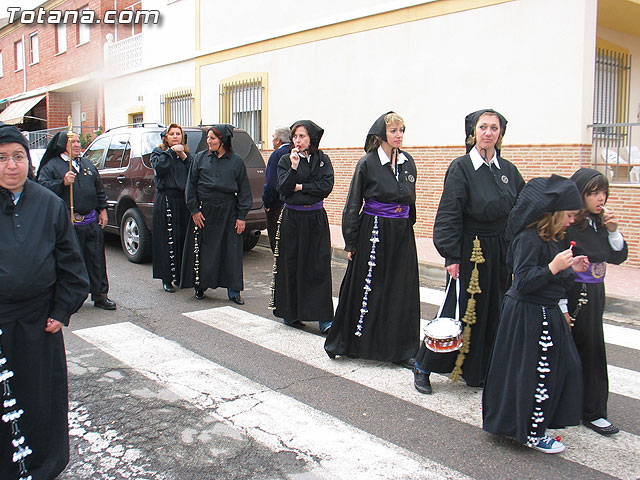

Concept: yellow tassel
[[450, 236, 483, 382]]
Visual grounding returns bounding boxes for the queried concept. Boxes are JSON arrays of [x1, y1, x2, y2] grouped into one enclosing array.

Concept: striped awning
[[0, 94, 45, 125]]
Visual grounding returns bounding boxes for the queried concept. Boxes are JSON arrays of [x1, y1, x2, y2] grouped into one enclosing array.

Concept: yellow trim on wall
[[595, 37, 629, 54]]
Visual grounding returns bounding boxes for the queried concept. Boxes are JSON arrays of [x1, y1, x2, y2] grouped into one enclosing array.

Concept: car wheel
[[120, 207, 151, 263], [243, 230, 261, 251]]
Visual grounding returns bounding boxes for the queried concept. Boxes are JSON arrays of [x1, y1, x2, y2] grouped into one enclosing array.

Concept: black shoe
[[284, 320, 305, 329], [194, 288, 205, 299], [163, 281, 176, 293], [394, 357, 416, 370], [584, 420, 619, 435], [94, 297, 117, 310], [413, 367, 432, 394], [230, 294, 244, 305]]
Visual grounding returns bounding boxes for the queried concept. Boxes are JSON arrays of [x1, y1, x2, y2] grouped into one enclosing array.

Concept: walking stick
[[67, 116, 75, 224]]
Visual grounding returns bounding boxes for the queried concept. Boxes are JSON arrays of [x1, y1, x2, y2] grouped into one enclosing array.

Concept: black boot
[[163, 281, 176, 293], [413, 367, 432, 394]]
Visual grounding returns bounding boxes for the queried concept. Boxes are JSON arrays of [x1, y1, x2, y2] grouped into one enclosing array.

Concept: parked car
[[82, 124, 267, 263]]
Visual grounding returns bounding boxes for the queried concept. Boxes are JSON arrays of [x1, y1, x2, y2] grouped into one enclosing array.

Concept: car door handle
[[116, 176, 126, 182]]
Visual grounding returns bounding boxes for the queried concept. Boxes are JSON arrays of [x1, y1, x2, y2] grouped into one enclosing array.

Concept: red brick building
[[0, 0, 141, 145]]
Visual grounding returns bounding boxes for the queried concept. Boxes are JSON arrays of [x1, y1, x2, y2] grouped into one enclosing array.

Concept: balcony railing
[[105, 33, 142, 75], [588, 122, 640, 184]]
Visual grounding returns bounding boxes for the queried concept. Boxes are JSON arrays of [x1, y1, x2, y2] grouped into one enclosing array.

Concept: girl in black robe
[[414, 109, 525, 393], [482, 175, 587, 454], [0, 123, 89, 479], [151, 124, 193, 293], [324, 112, 419, 364], [563, 168, 627, 435], [181, 125, 252, 304], [270, 120, 334, 332]]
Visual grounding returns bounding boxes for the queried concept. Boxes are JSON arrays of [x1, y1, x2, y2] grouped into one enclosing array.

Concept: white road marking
[[604, 323, 640, 350], [184, 306, 640, 480], [74, 322, 471, 480]]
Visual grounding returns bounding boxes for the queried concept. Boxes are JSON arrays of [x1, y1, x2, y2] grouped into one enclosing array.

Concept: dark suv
[[83, 124, 267, 263]]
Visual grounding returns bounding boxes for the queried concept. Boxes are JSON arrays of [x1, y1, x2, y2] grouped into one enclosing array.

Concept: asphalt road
[[56, 234, 640, 480]]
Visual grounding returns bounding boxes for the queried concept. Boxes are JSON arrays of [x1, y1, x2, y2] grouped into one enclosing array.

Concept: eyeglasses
[[0, 153, 28, 164]]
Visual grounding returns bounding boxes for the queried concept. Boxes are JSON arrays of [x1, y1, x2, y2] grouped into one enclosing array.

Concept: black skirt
[[482, 294, 582, 444], [273, 207, 333, 323], [0, 295, 70, 479], [152, 192, 189, 284], [180, 198, 243, 292], [324, 214, 420, 362], [416, 232, 508, 386]]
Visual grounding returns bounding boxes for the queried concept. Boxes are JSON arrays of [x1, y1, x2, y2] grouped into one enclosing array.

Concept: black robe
[[0, 180, 89, 479], [563, 217, 628, 422], [416, 153, 524, 386], [150, 147, 192, 284], [482, 228, 582, 444], [324, 149, 420, 362], [272, 150, 334, 324], [38, 155, 110, 297], [180, 150, 251, 292]]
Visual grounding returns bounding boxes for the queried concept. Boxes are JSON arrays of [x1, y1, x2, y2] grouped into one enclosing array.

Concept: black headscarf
[[0, 122, 34, 213], [209, 124, 234, 152], [507, 174, 583, 237], [570, 168, 605, 195], [464, 108, 508, 154], [38, 131, 71, 177], [290, 120, 324, 150], [364, 111, 395, 152]]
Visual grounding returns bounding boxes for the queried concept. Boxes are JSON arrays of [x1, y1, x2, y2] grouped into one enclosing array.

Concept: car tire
[[120, 207, 151, 263], [243, 230, 261, 251]]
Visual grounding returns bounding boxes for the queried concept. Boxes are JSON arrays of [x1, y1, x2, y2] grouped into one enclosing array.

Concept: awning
[[0, 95, 46, 125]]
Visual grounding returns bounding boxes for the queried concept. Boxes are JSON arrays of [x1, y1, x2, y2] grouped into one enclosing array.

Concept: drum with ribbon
[[423, 278, 463, 353]]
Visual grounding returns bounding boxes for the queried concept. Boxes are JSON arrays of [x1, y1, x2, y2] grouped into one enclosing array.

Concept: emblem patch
[[501, 175, 509, 184], [407, 174, 415, 183]]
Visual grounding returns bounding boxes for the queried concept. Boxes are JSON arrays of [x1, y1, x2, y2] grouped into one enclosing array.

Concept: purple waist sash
[[362, 198, 409, 219], [574, 261, 606, 284], [73, 209, 97, 226], [285, 201, 324, 211]]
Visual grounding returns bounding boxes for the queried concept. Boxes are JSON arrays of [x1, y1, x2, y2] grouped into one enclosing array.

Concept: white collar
[[61, 152, 70, 161], [469, 147, 499, 171], [377, 145, 407, 166]]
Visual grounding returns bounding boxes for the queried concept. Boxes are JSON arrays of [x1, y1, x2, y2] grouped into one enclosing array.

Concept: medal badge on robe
[[501, 175, 509, 184]]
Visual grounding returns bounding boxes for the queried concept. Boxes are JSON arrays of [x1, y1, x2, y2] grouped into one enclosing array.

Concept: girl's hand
[[603, 210, 618, 232], [571, 255, 589, 272], [192, 211, 205, 228], [290, 148, 300, 170], [446, 263, 460, 280], [548, 249, 574, 274], [347, 251, 355, 261]]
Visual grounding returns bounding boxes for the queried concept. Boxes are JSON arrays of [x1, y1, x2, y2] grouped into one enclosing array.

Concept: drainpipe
[[22, 34, 27, 93]]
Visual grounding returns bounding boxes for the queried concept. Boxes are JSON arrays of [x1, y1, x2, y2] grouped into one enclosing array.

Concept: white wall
[[104, 60, 195, 129], [199, 0, 598, 148]]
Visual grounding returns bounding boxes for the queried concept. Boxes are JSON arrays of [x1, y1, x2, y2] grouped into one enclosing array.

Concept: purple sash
[[285, 201, 324, 211], [574, 261, 606, 284], [73, 209, 97, 226], [362, 198, 409, 219]]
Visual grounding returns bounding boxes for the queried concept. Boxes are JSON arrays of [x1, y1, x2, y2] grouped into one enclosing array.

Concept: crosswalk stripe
[[603, 323, 640, 350], [73, 322, 472, 480], [184, 306, 640, 480]]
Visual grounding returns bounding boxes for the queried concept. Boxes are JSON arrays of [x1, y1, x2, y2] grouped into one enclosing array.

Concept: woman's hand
[[171, 144, 186, 159], [571, 255, 589, 272], [548, 249, 574, 274], [235, 219, 245, 235], [192, 211, 205, 228], [290, 148, 300, 170], [45, 318, 63, 333], [564, 312, 573, 328], [347, 251, 355, 261], [446, 263, 460, 280], [603, 210, 618, 232]]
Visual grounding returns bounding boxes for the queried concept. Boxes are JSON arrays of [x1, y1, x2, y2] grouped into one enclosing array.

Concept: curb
[[256, 233, 639, 322]]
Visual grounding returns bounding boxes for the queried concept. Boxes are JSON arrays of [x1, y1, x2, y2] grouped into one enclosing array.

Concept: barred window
[[160, 89, 193, 126], [594, 48, 630, 127], [220, 75, 266, 148]]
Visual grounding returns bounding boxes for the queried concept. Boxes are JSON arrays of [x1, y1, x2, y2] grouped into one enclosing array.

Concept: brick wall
[[262, 144, 640, 266]]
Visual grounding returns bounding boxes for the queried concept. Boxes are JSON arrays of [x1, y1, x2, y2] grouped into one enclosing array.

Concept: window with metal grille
[[160, 89, 193, 126], [594, 48, 630, 127], [220, 76, 264, 148]]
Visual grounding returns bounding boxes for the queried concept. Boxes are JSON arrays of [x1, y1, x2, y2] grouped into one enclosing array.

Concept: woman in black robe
[[180, 125, 252, 304], [324, 112, 419, 365], [414, 109, 525, 393], [563, 168, 627, 435], [0, 123, 89, 478], [270, 120, 334, 332], [482, 175, 587, 454], [151, 123, 192, 293]]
